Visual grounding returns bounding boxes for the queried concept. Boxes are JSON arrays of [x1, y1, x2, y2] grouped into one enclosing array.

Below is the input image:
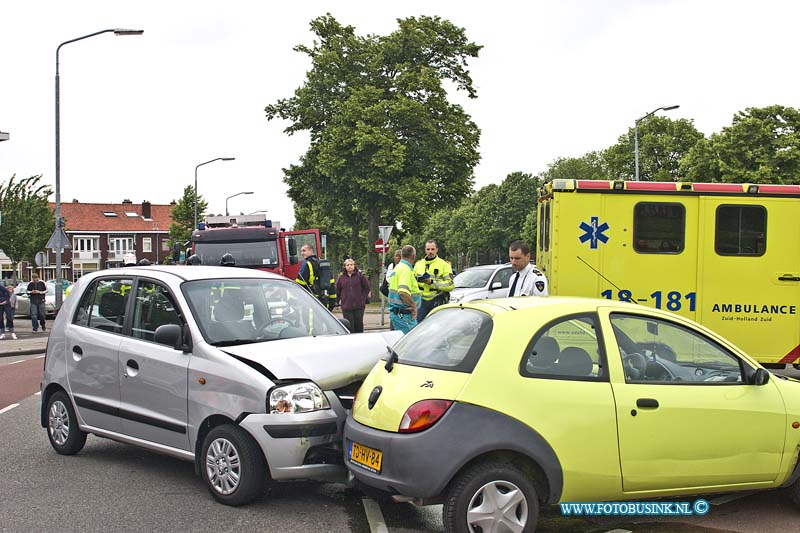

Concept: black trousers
[[342, 308, 365, 333]]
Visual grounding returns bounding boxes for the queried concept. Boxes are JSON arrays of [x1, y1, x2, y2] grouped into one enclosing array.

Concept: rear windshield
[[393, 308, 493, 373]]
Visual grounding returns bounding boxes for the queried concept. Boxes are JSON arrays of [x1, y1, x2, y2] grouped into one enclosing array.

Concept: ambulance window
[[715, 205, 766, 256], [544, 201, 551, 251], [633, 202, 684, 254]]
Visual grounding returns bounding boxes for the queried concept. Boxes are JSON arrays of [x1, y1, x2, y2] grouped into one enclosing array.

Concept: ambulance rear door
[[697, 197, 800, 365]]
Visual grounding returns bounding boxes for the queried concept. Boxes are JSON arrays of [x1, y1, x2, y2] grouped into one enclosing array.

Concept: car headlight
[[268, 382, 330, 414]]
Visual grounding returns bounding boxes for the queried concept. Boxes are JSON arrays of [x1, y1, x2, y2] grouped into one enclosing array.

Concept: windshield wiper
[[385, 345, 400, 373], [210, 339, 260, 347]]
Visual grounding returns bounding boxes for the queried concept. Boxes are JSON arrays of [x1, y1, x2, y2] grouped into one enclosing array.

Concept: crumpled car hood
[[220, 330, 403, 389]]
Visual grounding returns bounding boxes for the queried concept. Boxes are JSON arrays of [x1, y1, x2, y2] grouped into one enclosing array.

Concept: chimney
[[142, 200, 152, 219], [122, 199, 132, 204]]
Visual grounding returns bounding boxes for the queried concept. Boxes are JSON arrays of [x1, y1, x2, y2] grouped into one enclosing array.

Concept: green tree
[[266, 14, 482, 291], [167, 185, 206, 261], [681, 105, 800, 184], [604, 116, 704, 181], [541, 152, 608, 182], [0, 175, 54, 275]]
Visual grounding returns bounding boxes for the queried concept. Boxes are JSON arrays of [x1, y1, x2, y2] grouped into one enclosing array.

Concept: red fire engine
[[191, 214, 321, 280]]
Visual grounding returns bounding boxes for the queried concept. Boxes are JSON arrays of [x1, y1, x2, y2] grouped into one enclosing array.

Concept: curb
[[1, 347, 47, 358]]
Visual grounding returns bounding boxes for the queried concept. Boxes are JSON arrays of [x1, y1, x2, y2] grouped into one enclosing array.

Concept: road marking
[[0, 404, 20, 415], [8, 359, 27, 365], [35, 355, 45, 359], [362, 498, 388, 533], [34, 391, 41, 396]]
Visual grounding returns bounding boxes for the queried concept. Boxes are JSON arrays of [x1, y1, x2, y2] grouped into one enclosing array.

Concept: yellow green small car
[[344, 297, 800, 532]]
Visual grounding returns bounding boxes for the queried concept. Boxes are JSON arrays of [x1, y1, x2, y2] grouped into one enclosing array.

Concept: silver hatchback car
[[41, 266, 400, 505]]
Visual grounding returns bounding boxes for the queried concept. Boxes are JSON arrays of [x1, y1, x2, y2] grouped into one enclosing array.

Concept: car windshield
[[182, 278, 347, 346], [453, 268, 495, 289], [392, 307, 493, 372], [194, 241, 280, 268]]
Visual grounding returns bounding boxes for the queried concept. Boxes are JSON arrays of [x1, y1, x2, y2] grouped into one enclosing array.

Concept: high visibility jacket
[[295, 256, 319, 293], [413, 255, 454, 301], [388, 259, 421, 312]]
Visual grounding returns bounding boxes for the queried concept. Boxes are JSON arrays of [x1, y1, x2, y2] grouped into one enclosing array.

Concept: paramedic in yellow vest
[[388, 245, 421, 333], [413, 240, 454, 322]]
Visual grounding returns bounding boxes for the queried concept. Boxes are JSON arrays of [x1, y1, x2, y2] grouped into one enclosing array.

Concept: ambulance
[[536, 179, 800, 367]]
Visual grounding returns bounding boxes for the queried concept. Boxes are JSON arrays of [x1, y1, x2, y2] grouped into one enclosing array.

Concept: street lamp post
[[55, 28, 143, 309], [194, 157, 235, 229], [634, 104, 680, 181], [226, 191, 254, 216]]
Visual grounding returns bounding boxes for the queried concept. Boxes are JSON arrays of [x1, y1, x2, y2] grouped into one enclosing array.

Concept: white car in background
[[14, 281, 59, 317], [448, 263, 515, 303]]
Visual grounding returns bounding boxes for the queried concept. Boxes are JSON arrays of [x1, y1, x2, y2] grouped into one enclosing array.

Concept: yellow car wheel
[[444, 461, 538, 533]]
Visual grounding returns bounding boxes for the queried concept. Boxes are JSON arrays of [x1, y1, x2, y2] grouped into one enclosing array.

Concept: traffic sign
[[378, 225, 393, 243], [374, 238, 389, 253]]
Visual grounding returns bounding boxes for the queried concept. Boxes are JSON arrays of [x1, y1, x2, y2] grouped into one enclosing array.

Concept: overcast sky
[[1, 0, 798, 229]]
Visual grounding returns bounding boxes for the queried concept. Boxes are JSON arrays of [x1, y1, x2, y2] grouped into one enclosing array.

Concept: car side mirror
[[339, 318, 352, 332], [154, 324, 183, 350], [490, 281, 502, 290], [751, 367, 770, 386]]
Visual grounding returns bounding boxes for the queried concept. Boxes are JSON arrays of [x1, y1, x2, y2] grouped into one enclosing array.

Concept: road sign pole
[[377, 226, 392, 327]]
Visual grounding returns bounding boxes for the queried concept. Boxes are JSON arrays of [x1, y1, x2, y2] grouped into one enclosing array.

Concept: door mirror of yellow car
[[752, 368, 770, 386]]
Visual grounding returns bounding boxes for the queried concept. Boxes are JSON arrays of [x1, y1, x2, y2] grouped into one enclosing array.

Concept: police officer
[[388, 245, 421, 333], [507, 240, 548, 297], [413, 240, 454, 321]]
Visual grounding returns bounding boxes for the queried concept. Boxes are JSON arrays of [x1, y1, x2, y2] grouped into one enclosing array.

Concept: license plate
[[348, 441, 383, 474]]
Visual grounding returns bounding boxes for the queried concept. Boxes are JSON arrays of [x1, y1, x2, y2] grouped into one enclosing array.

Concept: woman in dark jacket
[[335, 258, 371, 333]]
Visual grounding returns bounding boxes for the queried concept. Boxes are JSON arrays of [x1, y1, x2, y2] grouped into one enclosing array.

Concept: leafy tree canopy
[[167, 185, 207, 258], [0, 175, 54, 270], [266, 14, 482, 287]]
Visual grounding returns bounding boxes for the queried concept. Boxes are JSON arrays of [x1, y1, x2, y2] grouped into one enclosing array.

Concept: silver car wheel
[[48, 400, 70, 446], [205, 437, 242, 496], [466, 479, 529, 533]]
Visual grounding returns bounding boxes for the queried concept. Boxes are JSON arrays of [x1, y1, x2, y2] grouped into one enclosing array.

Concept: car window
[[610, 313, 743, 384], [392, 308, 492, 373], [491, 267, 513, 289], [182, 278, 347, 346], [521, 314, 606, 380], [74, 278, 133, 334], [131, 280, 184, 343], [453, 268, 494, 289]]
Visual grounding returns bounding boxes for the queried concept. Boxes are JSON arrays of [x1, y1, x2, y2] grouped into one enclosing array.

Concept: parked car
[[41, 266, 401, 506], [448, 263, 515, 303], [344, 296, 800, 532], [14, 281, 58, 317]]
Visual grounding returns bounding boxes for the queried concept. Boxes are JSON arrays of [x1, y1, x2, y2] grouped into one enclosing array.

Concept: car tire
[[788, 478, 800, 508], [201, 424, 265, 506], [443, 461, 539, 533], [46, 390, 87, 455]]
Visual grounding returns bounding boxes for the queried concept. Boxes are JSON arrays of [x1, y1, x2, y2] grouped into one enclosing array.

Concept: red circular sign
[[374, 239, 389, 253]]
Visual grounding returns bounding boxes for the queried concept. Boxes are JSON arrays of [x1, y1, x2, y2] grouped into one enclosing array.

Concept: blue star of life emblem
[[579, 216, 610, 249]]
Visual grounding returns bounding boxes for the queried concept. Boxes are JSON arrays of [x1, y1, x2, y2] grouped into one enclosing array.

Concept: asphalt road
[[3, 354, 800, 532]]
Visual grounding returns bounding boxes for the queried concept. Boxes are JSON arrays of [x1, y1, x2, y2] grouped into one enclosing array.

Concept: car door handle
[[778, 274, 800, 282], [72, 345, 83, 362], [636, 398, 659, 409], [125, 359, 139, 378]]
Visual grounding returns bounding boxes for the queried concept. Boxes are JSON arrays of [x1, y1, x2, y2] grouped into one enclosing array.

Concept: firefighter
[[295, 244, 320, 294], [413, 240, 454, 322]]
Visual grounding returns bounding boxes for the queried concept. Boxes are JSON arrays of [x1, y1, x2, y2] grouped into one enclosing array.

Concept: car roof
[[456, 295, 670, 318], [79, 265, 288, 283]]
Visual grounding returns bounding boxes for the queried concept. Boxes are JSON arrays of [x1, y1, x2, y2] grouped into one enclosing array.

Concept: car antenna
[[576, 255, 641, 304], [385, 345, 399, 373]]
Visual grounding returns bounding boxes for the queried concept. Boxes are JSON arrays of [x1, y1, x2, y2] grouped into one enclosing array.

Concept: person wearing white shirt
[[508, 240, 548, 297]]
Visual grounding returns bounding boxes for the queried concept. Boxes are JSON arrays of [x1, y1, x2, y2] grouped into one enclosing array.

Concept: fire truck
[[191, 214, 321, 280], [536, 179, 800, 367]]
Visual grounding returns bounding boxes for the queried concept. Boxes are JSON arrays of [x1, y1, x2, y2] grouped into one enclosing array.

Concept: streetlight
[[55, 28, 143, 309], [226, 191, 254, 216], [194, 157, 235, 229], [634, 104, 679, 181]]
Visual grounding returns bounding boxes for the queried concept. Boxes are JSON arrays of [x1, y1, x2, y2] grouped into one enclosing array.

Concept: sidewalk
[[0, 314, 50, 358]]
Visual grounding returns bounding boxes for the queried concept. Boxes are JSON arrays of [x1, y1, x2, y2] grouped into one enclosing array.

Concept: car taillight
[[398, 400, 453, 433]]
